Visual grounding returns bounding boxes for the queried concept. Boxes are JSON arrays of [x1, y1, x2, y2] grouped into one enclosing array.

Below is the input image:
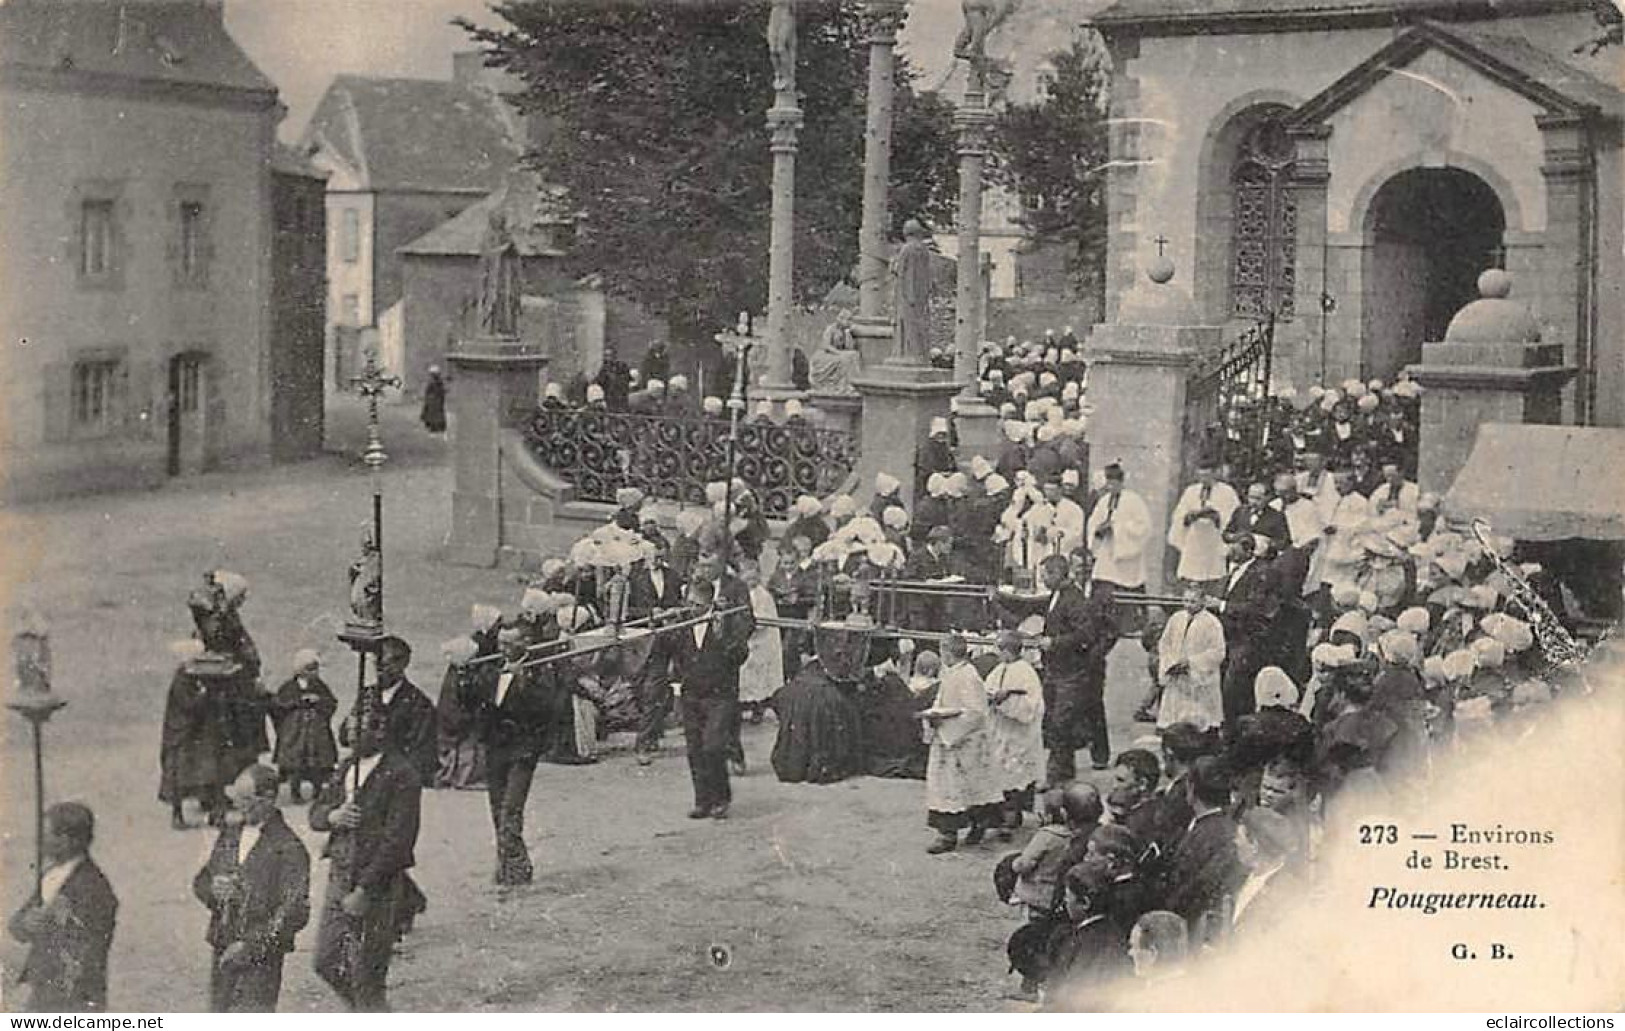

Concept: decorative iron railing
[[523, 408, 862, 517], [1184, 312, 1278, 486]]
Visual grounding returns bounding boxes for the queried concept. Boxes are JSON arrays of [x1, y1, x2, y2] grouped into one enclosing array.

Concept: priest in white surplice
[[1167, 463, 1240, 592], [1155, 587, 1226, 731], [1313, 468, 1371, 617], [1088, 462, 1151, 609]]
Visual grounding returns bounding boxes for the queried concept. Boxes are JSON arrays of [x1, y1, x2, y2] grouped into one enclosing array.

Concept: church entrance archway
[[1361, 167, 1505, 381]]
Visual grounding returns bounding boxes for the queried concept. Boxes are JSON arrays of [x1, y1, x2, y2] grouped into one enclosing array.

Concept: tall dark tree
[[460, 1, 957, 346], [989, 33, 1111, 307]]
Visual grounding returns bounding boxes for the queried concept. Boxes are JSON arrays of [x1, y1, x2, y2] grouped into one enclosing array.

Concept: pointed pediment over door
[[1283, 21, 1615, 236]]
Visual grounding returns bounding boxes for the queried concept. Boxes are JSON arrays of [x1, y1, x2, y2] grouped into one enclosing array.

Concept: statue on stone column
[[477, 211, 521, 339], [890, 219, 935, 363], [766, 0, 797, 97], [954, 0, 1014, 93], [809, 308, 862, 394]]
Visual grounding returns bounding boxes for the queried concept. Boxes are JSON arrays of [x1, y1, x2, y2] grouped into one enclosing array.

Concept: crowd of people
[[10, 320, 1598, 1015]]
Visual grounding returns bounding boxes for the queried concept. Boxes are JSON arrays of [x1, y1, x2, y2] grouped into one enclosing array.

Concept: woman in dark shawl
[[855, 641, 934, 780], [435, 610, 500, 789], [420, 366, 448, 433], [159, 643, 233, 829], [770, 625, 867, 784]]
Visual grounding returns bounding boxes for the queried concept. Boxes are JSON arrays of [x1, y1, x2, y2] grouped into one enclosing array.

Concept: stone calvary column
[[761, 0, 804, 396], [842, 0, 964, 512], [947, 0, 1004, 461], [853, 0, 907, 365], [1083, 261, 1221, 596], [446, 217, 547, 567]]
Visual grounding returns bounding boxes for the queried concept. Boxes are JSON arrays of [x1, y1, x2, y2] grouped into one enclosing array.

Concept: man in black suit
[[628, 548, 682, 621], [690, 551, 757, 775], [1223, 481, 1288, 550], [311, 706, 423, 1012], [630, 548, 686, 765], [1108, 748, 1164, 854], [339, 636, 433, 938], [667, 578, 750, 818], [1160, 756, 1242, 939], [1144, 723, 1213, 868], [193, 764, 311, 1011], [464, 626, 553, 885], [903, 525, 956, 632], [1024, 554, 1118, 785], [1215, 536, 1280, 726], [7, 803, 118, 1012]]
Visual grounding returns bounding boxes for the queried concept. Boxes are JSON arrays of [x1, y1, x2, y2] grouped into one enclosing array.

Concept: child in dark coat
[[271, 650, 338, 801]]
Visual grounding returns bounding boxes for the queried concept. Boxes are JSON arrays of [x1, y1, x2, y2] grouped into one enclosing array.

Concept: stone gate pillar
[[446, 334, 547, 567], [1084, 270, 1221, 596], [851, 363, 960, 513], [1406, 271, 1575, 496]]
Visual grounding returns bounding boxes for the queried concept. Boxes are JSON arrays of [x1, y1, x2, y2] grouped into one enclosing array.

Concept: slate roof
[[1450, 23, 1622, 112], [300, 74, 520, 194], [271, 142, 327, 180], [1289, 19, 1622, 124], [398, 170, 570, 258], [1089, 0, 1589, 31], [0, 0, 277, 97]]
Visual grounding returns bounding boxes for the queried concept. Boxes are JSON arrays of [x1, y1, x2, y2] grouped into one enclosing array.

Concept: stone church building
[[1090, 0, 1622, 427]]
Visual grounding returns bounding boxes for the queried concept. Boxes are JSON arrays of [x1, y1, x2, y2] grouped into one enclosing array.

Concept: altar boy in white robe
[[1155, 587, 1226, 732], [983, 630, 1045, 840], [1168, 463, 1240, 594], [922, 635, 1004, 854]]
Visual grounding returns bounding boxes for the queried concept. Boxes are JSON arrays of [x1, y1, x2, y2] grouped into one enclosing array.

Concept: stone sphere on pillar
[[1445, 270, 1540, 343], [1147, 255, 1176, 284], [1477, 268, 1512, 299]]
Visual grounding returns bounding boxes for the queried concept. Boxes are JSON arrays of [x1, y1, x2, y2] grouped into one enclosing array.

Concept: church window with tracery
[[1230, 111, 1297, 319]]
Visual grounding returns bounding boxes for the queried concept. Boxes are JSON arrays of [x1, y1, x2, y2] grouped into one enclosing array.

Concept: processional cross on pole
[[340, 348, 400, 791]]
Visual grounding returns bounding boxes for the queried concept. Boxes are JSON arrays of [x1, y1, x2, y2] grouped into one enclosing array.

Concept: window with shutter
[[180, 201, 206, 285], [71, 360, 121, 436], [41, 362, 73, 444], [80, 201, 115, 278], [342, 208, 360, 264]]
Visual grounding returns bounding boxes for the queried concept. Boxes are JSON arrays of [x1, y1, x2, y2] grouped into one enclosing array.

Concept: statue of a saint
[[477, 211, 521, 338], [348, 529, 383, 628], [766, 0, 797, 97], [953, 0, 1014, 91], [890, 220, 935, 363], [808, 308, 862, 394]]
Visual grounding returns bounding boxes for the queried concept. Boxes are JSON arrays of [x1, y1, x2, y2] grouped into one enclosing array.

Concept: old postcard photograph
[[1, 0, 1622, 1015]]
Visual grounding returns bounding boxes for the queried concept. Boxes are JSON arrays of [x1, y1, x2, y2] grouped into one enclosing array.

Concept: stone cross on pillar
[[856, 0, 908, 340], [952, 67, 994, 400], [762, 0, 804, 392]]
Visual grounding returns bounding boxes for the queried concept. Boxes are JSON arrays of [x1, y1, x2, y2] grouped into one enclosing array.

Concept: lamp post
[[10, 608, 66, 899]]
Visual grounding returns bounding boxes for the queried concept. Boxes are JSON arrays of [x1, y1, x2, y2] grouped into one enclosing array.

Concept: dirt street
[[0, 401, 1153, 1011]]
